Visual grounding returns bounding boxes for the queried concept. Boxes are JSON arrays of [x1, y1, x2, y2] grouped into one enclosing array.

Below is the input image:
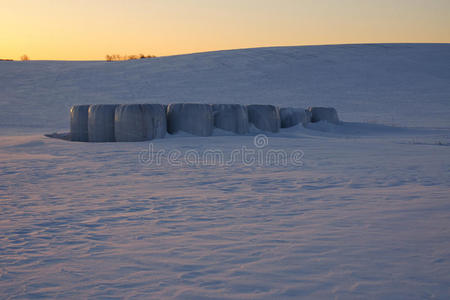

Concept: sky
[[1, 0, 449, 60]]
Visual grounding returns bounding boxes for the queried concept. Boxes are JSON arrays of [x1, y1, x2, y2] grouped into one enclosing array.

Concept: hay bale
[[70, 105, 89, 142], [279, 107, 311, 128], [308, 107, 340, 124], [114, 104, 146, 142], [167, 103, 213, 136], [142, 104, 166, 139], [212, 104, 249, 134], [247, 105, 280, 133], [115, 104, 167, 142], [88, 104, 117, 142]]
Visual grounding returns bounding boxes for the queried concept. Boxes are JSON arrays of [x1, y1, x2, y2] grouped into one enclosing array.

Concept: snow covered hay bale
[[279, 107, 311, 128], [70, 105, 89, 142], [114, 104, 146, 142], [114, 104, 166, 142], [212, 104, 249, 134], [167, 103, 213, 136], [142, 104, 166, 139], [247, 104, 281, 133], [308, 107, 340, 124], [88, 104, 117, 142]]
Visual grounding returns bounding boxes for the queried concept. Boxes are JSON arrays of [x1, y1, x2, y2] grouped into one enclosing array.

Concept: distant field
[[1, 44, 449, 299]]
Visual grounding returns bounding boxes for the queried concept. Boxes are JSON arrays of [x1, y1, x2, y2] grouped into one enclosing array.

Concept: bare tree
[[105, 53, 156, 61]]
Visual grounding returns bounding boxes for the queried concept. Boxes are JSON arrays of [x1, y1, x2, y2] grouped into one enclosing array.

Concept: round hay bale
[[115, 104, 167, 142], [167, 103, 213, 136], [70, 105, 89, 142], [308, 107, 340, 124], [114, 104, 146, 142], [88, 104, 117, 142], [142, 104, 167, 140], [212, 104, 249, 134], [247, 104, 280, 133], [280, 107, 311, 128]]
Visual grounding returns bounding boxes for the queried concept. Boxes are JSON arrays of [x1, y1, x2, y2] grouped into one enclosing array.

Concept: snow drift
[[88, 104, 117, 142], [167, 103, 213, 136], [279, 107, 311, 128], [247, 105, 281, 133], [212, 104, 249, 134], [70, 105, 89, 142]]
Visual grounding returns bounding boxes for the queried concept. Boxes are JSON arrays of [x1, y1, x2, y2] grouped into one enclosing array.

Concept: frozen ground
[[1, 44, 449, 299]]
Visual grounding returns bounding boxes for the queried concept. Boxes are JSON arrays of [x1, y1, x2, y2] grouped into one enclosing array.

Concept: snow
[[1, 44, 450, 299]]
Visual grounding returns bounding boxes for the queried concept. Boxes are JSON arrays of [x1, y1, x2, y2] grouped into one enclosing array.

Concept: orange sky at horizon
[[1, 0, 449, 61]]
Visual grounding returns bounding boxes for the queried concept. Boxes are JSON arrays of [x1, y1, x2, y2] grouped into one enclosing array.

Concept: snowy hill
[[1, 44, 450, 299], [1, 44, 450, 134]]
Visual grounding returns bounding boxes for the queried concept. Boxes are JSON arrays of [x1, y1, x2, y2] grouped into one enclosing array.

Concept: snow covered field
[[1, 44, 449, 299]]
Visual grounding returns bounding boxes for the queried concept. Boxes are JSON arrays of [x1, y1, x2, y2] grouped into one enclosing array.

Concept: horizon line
[[3, 42, 449, 62]]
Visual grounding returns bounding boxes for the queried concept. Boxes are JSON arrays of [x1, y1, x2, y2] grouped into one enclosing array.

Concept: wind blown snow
[[1, 44, 449, 299]]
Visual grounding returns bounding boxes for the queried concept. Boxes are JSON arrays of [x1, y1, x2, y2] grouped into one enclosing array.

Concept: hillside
[[1, 44, 449, 135], [1, 44, 449, 299]]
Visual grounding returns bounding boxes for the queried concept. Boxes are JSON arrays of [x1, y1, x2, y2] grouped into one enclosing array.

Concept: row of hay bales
[[70, 103, 339, 142]]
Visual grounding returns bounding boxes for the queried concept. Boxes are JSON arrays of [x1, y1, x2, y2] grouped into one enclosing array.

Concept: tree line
[[105, 54, 156, 62]]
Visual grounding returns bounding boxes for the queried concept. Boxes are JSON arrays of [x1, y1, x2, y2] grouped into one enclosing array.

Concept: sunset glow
[[1, 0, 449, 60]]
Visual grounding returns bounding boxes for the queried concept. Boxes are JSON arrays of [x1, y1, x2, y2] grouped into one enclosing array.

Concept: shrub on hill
[[106, 54, 156, 62]]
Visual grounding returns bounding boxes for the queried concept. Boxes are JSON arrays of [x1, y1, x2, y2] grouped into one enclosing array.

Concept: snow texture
[[167, 103, 213, 136], [1, 44, 450, 299], [279, 107, 311, 128], [70, 105, 89, 142], [1, 44, 450, 133], [309, 107, 340, 124], [114, 104, 166, 142], [88, 104, 117, 142], [247, 104, 281, 133], [212, 104, 249, 134]]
